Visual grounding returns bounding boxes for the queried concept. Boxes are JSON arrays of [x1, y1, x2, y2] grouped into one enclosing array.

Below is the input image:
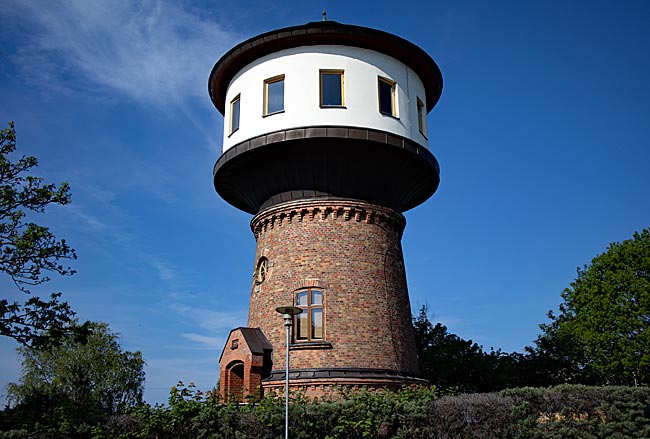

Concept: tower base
[[262, 368, 427, 399]]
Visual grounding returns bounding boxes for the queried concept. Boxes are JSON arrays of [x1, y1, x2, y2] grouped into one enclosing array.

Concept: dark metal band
[[263, 367, 427, 384], [213, 126, 440, 214]]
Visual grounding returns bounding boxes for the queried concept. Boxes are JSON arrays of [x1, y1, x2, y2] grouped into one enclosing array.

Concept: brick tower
[[211, 20, 442, 400]]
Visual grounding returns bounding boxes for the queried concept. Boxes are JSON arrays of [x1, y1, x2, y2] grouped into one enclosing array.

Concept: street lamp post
[[275, 306, 302, 439]]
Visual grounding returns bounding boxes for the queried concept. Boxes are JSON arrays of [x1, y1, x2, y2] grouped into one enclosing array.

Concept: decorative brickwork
[[247, 199, 421, 392]]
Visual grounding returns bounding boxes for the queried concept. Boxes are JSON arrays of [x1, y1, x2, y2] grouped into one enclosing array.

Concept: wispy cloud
[[67, 205, 109, 232], [169, 302, 247, 332], [144, 355, 218, 403], [150, 259, 176, 282], [63, 184, 120, 233], [168, 302, 247, 351], [57, 181, 185, 287], [181, 333, 224, 349], [4, 0, 241, 109], [123, 158, 180, 205]]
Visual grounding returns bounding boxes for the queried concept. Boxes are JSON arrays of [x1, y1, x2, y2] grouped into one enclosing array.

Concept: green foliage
[[415, 227, 650, 391], [96, 385, 650, 438], [252, 386, 441, 439], [2, 322, 145, 437], [535, 229, 650, 386], [94, 381, 255, 439], [8, 383, 646, 439], [413, 304, 485, 392], [0, 121, 80, 348], [413, 304, 542, 392], [428, 393, 517, 438], [503, 385, 650, 439]]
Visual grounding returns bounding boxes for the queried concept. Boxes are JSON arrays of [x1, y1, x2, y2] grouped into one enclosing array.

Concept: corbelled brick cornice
[[250, 199, 406, 239]]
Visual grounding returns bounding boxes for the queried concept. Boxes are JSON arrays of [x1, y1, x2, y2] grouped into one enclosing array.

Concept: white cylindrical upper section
[[222, 45, 429, 152]]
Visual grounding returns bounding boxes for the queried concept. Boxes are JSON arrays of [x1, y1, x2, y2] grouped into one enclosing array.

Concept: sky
[[0, 0, 648, 405]]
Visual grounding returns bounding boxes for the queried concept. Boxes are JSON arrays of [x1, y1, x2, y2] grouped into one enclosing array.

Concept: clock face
[[256, 257, 268, 284]]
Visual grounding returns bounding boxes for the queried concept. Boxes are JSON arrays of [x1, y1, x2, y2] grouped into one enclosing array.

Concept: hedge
[[2, 384, 649, 438]]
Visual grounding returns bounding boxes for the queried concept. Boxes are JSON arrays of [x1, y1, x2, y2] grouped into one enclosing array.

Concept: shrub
[[427, 393, 517, 439], [503, 385, 650, 439], [3, 384, 649, 438]]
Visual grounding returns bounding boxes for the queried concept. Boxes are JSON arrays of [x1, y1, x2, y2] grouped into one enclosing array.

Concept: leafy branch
[[0, 122, 80, 347]]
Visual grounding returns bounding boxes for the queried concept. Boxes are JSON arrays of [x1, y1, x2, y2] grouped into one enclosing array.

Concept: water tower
[[212, 20, 442, 400]]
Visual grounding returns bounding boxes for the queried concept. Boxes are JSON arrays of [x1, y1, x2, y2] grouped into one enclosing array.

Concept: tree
[[0, 121, 79, 347], [535, 229, 650, 386], [412, 305, 553, 391], [413, 305, 494, 392], [4, 321, 145, 433]]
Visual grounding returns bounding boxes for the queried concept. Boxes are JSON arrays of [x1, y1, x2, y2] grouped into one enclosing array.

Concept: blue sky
[[0, 0, 648, 404]]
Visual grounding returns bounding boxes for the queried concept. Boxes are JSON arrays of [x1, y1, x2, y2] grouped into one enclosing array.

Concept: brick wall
[[263, 379, 423, 400], [248, 199, 420, 385]]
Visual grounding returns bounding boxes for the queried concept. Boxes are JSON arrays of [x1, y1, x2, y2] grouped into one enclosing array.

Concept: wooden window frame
[[263, 75, 285, 116], [319, 69, 345, 108], [417, 97, 427, 138], [294, 288, 324, 342], [229, 94, 240, 135], [378, 76, 397, 117]]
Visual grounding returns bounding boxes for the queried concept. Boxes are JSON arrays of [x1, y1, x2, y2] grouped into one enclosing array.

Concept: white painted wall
[[222, 45, 429, 152]]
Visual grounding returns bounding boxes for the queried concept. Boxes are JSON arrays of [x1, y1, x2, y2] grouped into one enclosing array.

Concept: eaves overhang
[[209, 20, 443, 115]]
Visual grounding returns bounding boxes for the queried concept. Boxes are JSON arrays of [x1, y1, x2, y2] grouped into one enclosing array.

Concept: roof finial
[[322, 10, 327, 21]]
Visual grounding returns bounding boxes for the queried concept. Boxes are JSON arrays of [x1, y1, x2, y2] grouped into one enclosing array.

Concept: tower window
[[255, 257, 268, 284], [378, 76, 397, 117], [295, 288, 323, 341], [417, 97, 426, 137], [264, 75, 284, 115], [320, 70, 345, 107], [230, 94, 240, 134]]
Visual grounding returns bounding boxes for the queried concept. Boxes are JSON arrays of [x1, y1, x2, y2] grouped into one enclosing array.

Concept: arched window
[[294, 288, 324, 341]]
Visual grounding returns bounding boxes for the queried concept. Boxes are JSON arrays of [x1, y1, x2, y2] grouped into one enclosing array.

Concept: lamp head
[[276, 306, 303, 316], [276, 306, 302, 325]]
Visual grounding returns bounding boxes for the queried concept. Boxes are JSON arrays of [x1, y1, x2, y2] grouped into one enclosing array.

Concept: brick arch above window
[[292, 278, 325, 290]]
